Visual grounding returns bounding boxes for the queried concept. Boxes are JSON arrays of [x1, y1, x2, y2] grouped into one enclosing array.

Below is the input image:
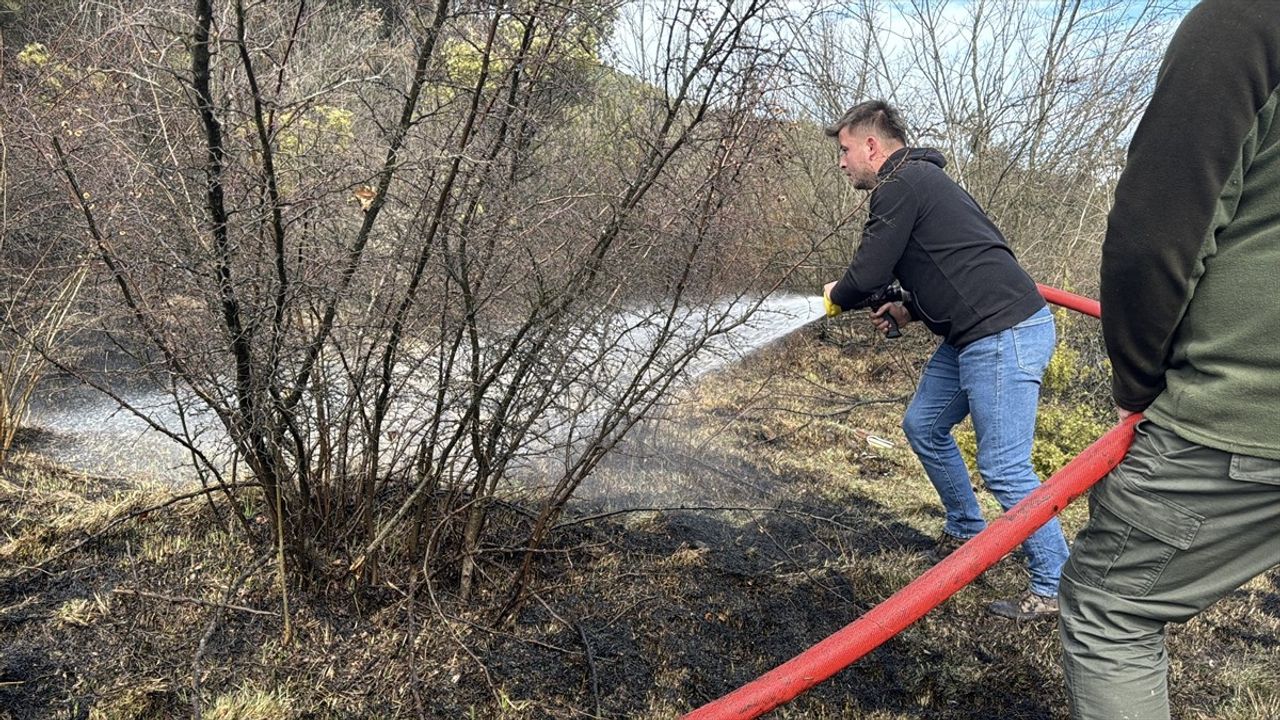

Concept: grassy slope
[[3, 320, 1280, 719]]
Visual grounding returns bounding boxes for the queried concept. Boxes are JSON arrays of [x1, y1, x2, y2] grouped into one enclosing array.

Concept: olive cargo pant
[[1059, 420, 1280, 720]]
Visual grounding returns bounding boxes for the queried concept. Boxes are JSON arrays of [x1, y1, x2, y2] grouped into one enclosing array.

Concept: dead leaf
[[352, 185, 377, 212]]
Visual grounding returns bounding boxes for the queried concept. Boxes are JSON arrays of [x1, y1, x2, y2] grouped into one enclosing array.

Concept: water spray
[[685, 284, 1116, 719]]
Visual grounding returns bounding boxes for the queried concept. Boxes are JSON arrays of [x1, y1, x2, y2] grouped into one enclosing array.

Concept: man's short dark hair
[[825, 100, 909, 145]]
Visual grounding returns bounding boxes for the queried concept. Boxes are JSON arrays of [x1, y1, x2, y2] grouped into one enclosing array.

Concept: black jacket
[[829, 147, 1044, 348]]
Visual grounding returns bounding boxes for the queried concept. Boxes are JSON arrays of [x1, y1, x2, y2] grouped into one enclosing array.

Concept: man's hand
[[1116, 406, 1138, 422], [871, 303, 910, 336], [823, 281, 842, 317]]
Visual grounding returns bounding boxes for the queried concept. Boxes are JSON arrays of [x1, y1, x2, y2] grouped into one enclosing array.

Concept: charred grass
[[3, 322, 1280, 718]]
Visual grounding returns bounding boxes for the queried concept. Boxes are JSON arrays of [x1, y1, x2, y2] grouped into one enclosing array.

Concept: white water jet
[[25, 294, 825, 482]]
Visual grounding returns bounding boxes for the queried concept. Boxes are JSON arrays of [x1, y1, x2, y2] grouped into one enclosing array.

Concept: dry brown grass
[[204, 684, 297, 720]]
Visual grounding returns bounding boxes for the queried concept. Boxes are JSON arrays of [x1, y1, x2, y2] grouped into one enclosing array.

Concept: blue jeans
[[902, 306, 1068, 597]]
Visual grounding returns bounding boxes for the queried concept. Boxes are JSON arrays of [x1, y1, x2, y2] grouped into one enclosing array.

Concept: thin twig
[[553, 504, 781, 530], [191, 552, 272, 720], [748, 514, 851, 604], [575, 622, 601, 718], [406, 568, 426, 718], [416, 567, 581, 657], [18, 482, 259, 576], [112, 588, 278, 617], [421, 513, 500, 702]]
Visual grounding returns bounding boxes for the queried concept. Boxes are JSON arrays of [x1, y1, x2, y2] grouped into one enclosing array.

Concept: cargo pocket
[[1229, 454, 1280, 485], [1067, 466, 1204, 597]]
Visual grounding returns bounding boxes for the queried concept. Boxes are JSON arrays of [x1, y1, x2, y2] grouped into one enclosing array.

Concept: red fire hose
[[1035, 283, 1100, 318], [685, 286, 1125, 720]]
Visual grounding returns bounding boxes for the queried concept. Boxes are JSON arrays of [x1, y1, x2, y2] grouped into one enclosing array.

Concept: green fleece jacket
[[1102, 0, 1280, 459]]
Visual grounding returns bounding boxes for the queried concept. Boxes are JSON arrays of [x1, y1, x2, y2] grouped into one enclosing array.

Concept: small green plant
[[16, 42, 50, 67], [1032, 403, 1109, 478]]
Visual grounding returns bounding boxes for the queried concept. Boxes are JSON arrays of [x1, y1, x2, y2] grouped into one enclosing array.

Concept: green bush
[[1031, 403, 1110, 478]]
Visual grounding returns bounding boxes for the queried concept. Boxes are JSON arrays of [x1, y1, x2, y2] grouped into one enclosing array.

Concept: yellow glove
[[823, 293, 842, 318]]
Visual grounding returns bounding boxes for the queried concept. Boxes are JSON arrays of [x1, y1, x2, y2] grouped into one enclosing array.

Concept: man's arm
[[829, 177, 917, 310], [1102, 0, 1280, 411]]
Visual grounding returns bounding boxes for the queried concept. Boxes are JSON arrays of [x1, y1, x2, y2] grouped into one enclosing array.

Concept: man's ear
[[865, 134, 884, 161]]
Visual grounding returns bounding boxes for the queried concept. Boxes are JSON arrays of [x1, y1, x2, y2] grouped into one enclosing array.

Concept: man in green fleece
[[1059, 2, 1280, 718]]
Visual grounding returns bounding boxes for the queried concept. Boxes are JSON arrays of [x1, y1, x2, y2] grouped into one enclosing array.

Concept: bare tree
[[0, 23, 97, 466], [785, 0, 1182, 290], [6, 0, 814, 619]]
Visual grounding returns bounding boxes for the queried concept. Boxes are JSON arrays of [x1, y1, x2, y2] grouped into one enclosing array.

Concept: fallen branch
[[191, 551, 272, 720], [18, 482, 259, 576], [745, 395, 911, 448], [112, 587, 278, 617], [575, 622, 601, 718]]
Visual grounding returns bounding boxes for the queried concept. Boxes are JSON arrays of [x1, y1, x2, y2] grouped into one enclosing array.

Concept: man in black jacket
[[824, 100, 1066, 619]]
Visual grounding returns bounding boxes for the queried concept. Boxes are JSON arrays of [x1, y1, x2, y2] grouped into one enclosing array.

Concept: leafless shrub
[[5, 0, 816, 619]]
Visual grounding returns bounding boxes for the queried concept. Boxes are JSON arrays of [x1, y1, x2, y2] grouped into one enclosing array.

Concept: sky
[[602, 0, 1194, 147]]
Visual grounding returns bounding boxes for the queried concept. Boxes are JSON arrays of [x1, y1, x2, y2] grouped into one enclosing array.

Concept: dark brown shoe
[[925, 531, 968, 564], [987, 589, 1059, 620]]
